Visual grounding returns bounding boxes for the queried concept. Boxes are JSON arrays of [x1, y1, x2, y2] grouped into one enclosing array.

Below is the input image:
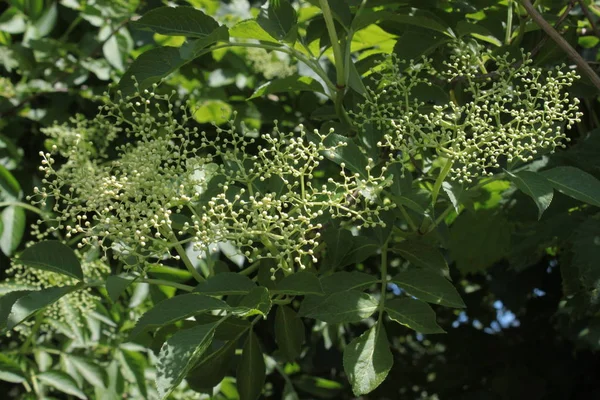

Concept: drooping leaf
[[391, 270, 465, 308], [68, 356, 107, 389], [186, 339, 236, 391], [507, 170, 554, 219], [105, 275, 135, 302], [391, 239, 449, 275], [274, 306, 305, 361], [541, 166, 600, 207], [131, 294, 228, 336], [133, 7, 221, 38], [156, 323, 217, 399], [119, 350, 148, 399], [232, 286, 272, 318], [305, 290, 378, 323], [194, 272, 256, 296], [249, 75, 325, 99], [385, 298, 445, 334], [5, 286, 76, 331], [119, 47, 186, 96], [0, 205, 25, 256], [236, 331, 265, 400], [37, 370, 87, 400], [17, 240, 83, 280], [273, 271, 324, 296], [343, 324, 393, 396]]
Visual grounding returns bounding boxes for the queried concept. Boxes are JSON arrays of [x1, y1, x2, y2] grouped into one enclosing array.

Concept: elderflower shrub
[[3, 255, 110, 337], [355, 42, 583, 183], [30, 86, 393, 273], [245, 47, 297, 79]]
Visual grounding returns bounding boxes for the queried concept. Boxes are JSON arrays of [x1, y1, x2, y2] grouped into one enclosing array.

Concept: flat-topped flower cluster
[[29, 87, 392, 273], [354, 44, 582, 183]]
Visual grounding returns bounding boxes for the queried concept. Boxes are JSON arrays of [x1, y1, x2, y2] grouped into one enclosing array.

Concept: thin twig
[[520, 0, 600, 92], [578, 0, 600, 38]]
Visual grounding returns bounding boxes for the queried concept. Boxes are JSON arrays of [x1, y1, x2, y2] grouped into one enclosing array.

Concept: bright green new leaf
[[391, 270, 465, 308], [343, 324, 393, 396], [506, 170, 554, 219], [248, 75, 325, 99], [156, 323, 217, 399], [236, 331, 266, 400], [273, 270, 324, 296], [305, 290, 378, 323], [194, 272, 256, 296], [385, 298, 445, 334], [541, 166, 600, 207], [131, 294, 228, 336], [37, 370, 87, 400], [275, 306, 305, 361], [230, 19, 279, 43], [133, 6, 221, 38], [17, 240, 83, 281]]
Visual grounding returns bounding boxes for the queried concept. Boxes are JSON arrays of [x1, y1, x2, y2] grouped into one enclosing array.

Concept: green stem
[[397, 204, 418, 232], [431, 158, 454, 206], [141, 279, 195, 292], [162, 228, 205, 282], [239, 261, 260, 276], [377, 241, 389, 323], [319, 0, 345, 88], [505, 0, 514, 45], [0, 201, 44, 215]]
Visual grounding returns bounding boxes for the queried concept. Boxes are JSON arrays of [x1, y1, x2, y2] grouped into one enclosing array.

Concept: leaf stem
[[377, 241, 389, 323], [140, 279, 195, 292], [0, 201, 44, 215]]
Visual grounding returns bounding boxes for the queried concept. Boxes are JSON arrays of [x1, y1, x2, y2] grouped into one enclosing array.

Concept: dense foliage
[[1, 0, 600, 399]]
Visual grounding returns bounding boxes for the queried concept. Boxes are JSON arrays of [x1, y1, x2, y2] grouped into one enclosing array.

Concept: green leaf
[[156, 323, 217, 399], [194, 272, 256, 296], [320, 271, 378, 294], [322, 228, 353, 268], [131, 294, 228, 336], [340, 236, 379, 267], [0, 206, 25, 256], [230, 19, 279, 43], [148, 265, 192, 283], [322, 133, 369, 177], [119, 350, 148, 399], [273, 271, 324, 296], [232, 286, 272, 318], [275, 306, 305, 361], [178, 25, 229, 58], [37, 370, 87, 400], [343, 324, 393, 396], [541, 166, 600, 207], [186, 339, 236, 391], [249, 75, 325, 100], [305, 290, 378, 323], [0, 353, 26, 383], [0, 164, 21, 200], [257, 0, 298, 43], [133, 6, 221, 38], [352, 10, 450, 35], [236, 332, 265, 400], [105, 275, 134, 302], [0, 290, 30, 331], [68, 356, 106, 388], [456, 20, 502, 46], [5, 286, 76, 331], [119, 46, 186, 97], [17, 240, 83, 281], [506, 170, 554, 219], [391, 239, 449, 275], [385, 298, 445, 334], [391, 270, 465, 308]]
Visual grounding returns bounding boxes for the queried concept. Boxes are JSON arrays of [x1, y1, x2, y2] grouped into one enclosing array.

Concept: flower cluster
[[30, 87, 392, 274], [354, 43, 582, 183], [3, 256, 110, 337], [245, 47, 297, 79]]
